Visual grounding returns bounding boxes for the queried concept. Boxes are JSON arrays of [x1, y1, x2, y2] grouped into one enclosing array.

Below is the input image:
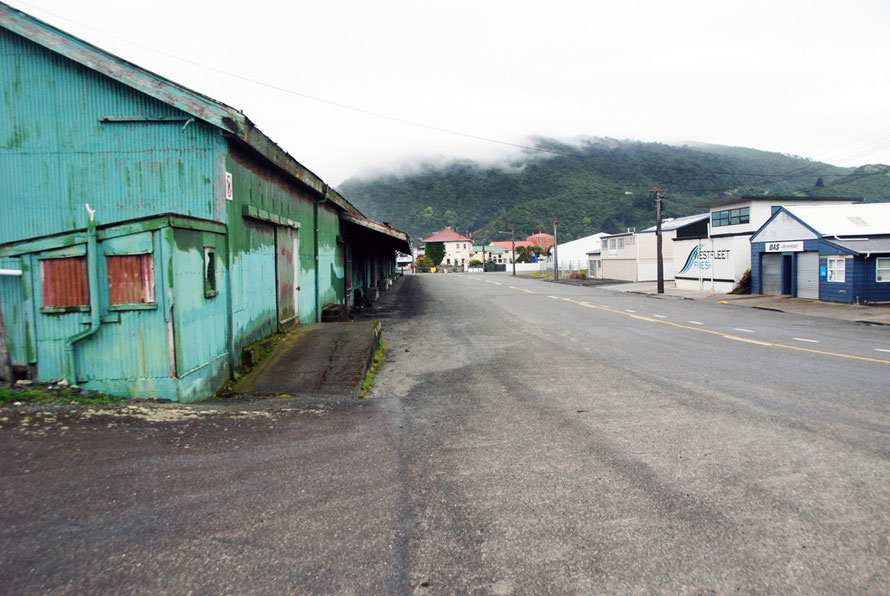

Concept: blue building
[[750, 203, 890, 304], [0, 4, 409, 400]]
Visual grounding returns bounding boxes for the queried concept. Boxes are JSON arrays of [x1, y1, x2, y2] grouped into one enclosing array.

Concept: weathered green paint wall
[[0, 257, 25, 363], [169, 228, 230, 402], [2, 223, 232, 401], [0, 28, 223, 246], [225, 142, 344, 365], [25, 231, 170, 391], [316, 206, 345, 314], [1, 21, 401, 401]]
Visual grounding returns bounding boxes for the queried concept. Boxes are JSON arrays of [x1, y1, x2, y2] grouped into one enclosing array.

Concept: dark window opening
[[204, 248, 218, 298]]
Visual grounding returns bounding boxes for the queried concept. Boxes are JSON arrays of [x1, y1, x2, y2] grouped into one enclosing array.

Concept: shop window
[[107, 254, 155, 305], [42, 257, 88, 308], [826, 257, 845, 283], [877, 257, 890, 282]]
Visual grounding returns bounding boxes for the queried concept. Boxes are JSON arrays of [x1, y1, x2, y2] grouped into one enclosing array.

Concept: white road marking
[[545, 295, 890, 365], [733, 328, 754, 333], [793, 337, 819, 343], [600, 304, 611, 308], [724, 335, 772, 346], [688, 320, 703, 325], [653, 314, 666, 319], [631, 315, 655, 322], [625, 309, 637, 313], [509, 286, 536, 294]]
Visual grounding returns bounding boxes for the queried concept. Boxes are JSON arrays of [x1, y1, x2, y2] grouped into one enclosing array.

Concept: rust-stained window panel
[[42, 257, 89, 307], [108, 254, 155, 305]]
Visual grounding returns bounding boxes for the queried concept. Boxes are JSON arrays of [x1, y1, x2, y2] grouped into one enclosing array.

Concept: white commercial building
[[673, 196, 857, 293], [554, 233, 607, 273], [601, 214, 709, 282]]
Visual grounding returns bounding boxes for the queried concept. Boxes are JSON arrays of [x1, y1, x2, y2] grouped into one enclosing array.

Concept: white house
[[422, 228, 473, 268]]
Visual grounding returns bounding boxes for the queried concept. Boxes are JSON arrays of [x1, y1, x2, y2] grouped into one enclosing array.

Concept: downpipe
[[314, 185, 328, 323], [65, 204, 101, 384]]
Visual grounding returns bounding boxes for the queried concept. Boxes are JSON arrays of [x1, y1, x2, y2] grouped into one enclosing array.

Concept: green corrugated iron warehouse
[[0, 3, 409, 402]]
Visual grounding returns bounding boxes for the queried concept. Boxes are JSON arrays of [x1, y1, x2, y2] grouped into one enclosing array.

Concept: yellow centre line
[[548, 295, 890, 365]]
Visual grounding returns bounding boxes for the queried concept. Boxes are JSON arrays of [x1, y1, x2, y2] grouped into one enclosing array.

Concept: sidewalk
[[599, 281, 890, 326], [227, 321, 382, 399]]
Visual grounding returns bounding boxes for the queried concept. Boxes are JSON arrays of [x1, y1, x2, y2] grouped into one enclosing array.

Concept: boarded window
[[107, 254, 155, 304], [43, 257, 88, 307]]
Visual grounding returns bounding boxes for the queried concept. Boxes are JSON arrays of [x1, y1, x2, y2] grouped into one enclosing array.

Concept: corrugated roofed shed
[[0, 2, 408, 401]]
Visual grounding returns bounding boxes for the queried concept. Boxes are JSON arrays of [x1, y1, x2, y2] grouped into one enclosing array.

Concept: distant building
[[527, 233, 555, 252], [750, 203, 890, 303], [471, 244, 507, 264], [601, 214, 709, 282], [422, 228, 472, 267], [673, 196, 858, 293], [553, 233, 608, 273], [490, 232, 557, 264]]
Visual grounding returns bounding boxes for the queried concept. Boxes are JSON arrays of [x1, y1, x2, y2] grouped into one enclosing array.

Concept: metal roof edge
[[0, 2, 329, 197], [341, 213, 410, 245]]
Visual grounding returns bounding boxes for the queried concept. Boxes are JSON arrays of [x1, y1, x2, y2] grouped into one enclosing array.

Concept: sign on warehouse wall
[[765, 241, 803, 252]]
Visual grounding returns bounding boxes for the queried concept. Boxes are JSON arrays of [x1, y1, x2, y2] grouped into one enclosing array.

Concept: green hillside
[[806, 164, 890, 201], [338, 138, 878, 244]]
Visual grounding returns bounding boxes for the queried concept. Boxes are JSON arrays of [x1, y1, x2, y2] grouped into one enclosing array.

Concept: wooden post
[[0, 297, 12, 382]]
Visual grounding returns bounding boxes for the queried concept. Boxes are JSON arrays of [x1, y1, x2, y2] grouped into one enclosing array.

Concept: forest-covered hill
[[338, 138, 890, 244]]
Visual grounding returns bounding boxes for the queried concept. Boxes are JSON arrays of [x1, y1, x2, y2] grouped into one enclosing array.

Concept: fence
[[534, 259, 592, 278]]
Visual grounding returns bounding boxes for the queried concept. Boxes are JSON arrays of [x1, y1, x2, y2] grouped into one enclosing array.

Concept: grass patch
[[358, 336, 388, 399], [0, 385, 124, 405]]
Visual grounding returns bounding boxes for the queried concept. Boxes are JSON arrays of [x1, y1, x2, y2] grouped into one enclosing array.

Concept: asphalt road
[[1, 273, 888, 593]]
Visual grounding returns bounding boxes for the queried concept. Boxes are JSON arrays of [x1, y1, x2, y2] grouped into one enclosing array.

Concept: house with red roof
[[489, 233, 555, 264], [422, 228, 473, 268], [527, 233, 555, 252]]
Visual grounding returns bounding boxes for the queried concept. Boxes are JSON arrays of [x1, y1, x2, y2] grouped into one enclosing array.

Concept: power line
[[10, 0, 890, 185]]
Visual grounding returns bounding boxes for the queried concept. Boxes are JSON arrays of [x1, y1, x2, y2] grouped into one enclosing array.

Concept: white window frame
[[826, 257, 846, 283], [877, 257, 890, 282]]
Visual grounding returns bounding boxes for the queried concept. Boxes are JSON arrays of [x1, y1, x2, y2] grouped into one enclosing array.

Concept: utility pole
[[510, 225, 516, 277], [552, 218, 559, 281], [650, 188, 668, 294]]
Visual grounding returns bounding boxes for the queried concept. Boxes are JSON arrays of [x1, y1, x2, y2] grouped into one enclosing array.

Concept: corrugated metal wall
[[225, 143, 345, 366], [1, 28, 223, 245], [170, 228, 229, 395], [0, 256, 26, 363]]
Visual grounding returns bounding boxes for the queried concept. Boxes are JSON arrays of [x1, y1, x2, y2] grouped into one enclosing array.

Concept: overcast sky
[[7, 0, 890, 185]]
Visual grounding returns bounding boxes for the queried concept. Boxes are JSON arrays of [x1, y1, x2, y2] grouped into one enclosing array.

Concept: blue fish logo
[[679, 244, 703, 274]]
